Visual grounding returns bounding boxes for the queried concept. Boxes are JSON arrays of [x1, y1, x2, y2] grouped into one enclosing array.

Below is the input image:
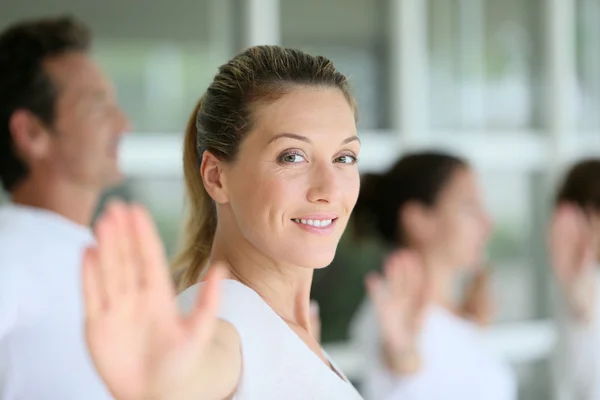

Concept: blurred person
[[80, 45, 365, 400], [549, 159, 600, 400], [0, 16, 128, 399], [350, 152, 517, 400]]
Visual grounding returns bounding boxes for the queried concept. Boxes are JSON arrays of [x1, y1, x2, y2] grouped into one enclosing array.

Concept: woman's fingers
[[111, 201, 138, 295], [82, 247, 104, 319], [189, 263, 227, 343], [129, 204, 172, 296], [365, 271, 386, 312], [94, 207, 121, 306], [386, 251, 421, 310]]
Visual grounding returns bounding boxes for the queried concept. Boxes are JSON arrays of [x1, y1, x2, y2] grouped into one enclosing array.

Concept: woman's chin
[[293, 249, 337, 270]]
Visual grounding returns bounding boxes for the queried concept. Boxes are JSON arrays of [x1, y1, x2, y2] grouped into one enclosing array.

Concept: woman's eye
[[279, 152, 306, 164], [335, 154, 358, 164]]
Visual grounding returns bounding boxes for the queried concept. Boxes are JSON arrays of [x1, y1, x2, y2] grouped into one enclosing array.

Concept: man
[[0, 15, 129, 399]]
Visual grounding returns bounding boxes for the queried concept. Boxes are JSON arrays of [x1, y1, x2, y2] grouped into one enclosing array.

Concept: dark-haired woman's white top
[[352, 301, 517, 400]]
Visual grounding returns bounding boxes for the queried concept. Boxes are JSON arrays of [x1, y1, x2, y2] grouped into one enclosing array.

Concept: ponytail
[[172, 97, 217, 291]]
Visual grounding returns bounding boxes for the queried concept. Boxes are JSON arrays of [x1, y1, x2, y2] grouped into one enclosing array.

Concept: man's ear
[[201, 151, 229, 204], [9, 110, 52, 163]]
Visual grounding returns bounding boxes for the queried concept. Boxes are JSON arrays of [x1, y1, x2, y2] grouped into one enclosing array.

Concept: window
[[428, 0, 544, 130], [576, 0, 600, 132], [281, 0, 387, 129]]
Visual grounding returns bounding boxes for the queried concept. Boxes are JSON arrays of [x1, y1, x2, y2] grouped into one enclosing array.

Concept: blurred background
[[2, 0, 600, 398]]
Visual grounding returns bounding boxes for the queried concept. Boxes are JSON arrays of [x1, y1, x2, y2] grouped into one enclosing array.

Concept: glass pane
[[95, 41, 222, 133], [428, 0, 543, 130], [576, 0, 600, 131], [479, 171, 543, 323], [281, 0, 387, 130], [123, 178, 186, 258]]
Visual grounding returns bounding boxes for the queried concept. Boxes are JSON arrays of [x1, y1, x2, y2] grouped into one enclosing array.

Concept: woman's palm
[[83, 202, 225, 400], [366, 251, 428, 359]]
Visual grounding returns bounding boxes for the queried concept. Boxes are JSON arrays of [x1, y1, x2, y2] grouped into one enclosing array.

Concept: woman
[[351, 152, 517, 400], [80, 45, 364, 399], [549, 159, 600, 400]]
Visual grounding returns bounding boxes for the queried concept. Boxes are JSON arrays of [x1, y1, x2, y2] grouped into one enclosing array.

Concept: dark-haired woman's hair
[[556, 159, 600, 211], [353, 151, 468, 246], [172, 45, 356, 291]]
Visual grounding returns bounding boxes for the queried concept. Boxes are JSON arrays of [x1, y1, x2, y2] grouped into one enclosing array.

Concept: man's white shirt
[[0, 204, 112, 399]]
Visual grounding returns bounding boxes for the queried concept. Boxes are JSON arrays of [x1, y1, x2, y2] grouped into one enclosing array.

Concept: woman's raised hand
[[83, 201, 227, 400]]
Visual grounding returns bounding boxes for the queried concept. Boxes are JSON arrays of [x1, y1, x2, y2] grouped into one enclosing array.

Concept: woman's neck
[[419, 252, 458, 311], [210, 225, 314, 330]]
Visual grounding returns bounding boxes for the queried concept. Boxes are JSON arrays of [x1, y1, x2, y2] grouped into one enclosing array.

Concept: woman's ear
[[200, 151, 228, 204], [400, 201, 435, 245]]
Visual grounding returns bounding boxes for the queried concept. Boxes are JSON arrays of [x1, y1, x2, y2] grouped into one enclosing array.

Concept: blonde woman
[[82, 46, 364, 400]]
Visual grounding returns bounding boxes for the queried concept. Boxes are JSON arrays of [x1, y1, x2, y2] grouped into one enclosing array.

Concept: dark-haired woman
[[351, 152, 517, 400]]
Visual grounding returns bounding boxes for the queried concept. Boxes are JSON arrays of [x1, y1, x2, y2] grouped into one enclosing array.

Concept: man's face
[[39, 51, 129, 189]]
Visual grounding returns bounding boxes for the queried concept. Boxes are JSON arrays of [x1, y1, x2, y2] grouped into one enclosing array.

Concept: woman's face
[[220, 86, 360, 270], [416, 168, 492, 269]]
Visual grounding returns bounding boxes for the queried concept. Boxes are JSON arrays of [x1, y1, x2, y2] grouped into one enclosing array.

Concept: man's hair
[[0, 16, 91, 192]]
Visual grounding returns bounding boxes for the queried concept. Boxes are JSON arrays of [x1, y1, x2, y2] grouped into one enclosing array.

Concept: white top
[[178, 279, 364, 400], [552, 269, 600, 400], [352, 300, 517, 400], [0, 204, 113, 400]]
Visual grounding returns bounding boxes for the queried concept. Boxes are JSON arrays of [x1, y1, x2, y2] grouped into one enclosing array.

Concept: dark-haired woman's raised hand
[[549, 202, 598, 322], [366, 250, 429, 375], [82, 201, 229, 400]]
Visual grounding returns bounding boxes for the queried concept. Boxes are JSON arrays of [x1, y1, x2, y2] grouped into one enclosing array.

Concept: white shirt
[[553, 269, 600, 400], [0, 204, 113, 400], [352, 300, 517, 400], [178, 279, 364, 400]]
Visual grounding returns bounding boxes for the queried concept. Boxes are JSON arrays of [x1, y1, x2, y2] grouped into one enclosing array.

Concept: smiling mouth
[[291, 218, 338, 227]]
